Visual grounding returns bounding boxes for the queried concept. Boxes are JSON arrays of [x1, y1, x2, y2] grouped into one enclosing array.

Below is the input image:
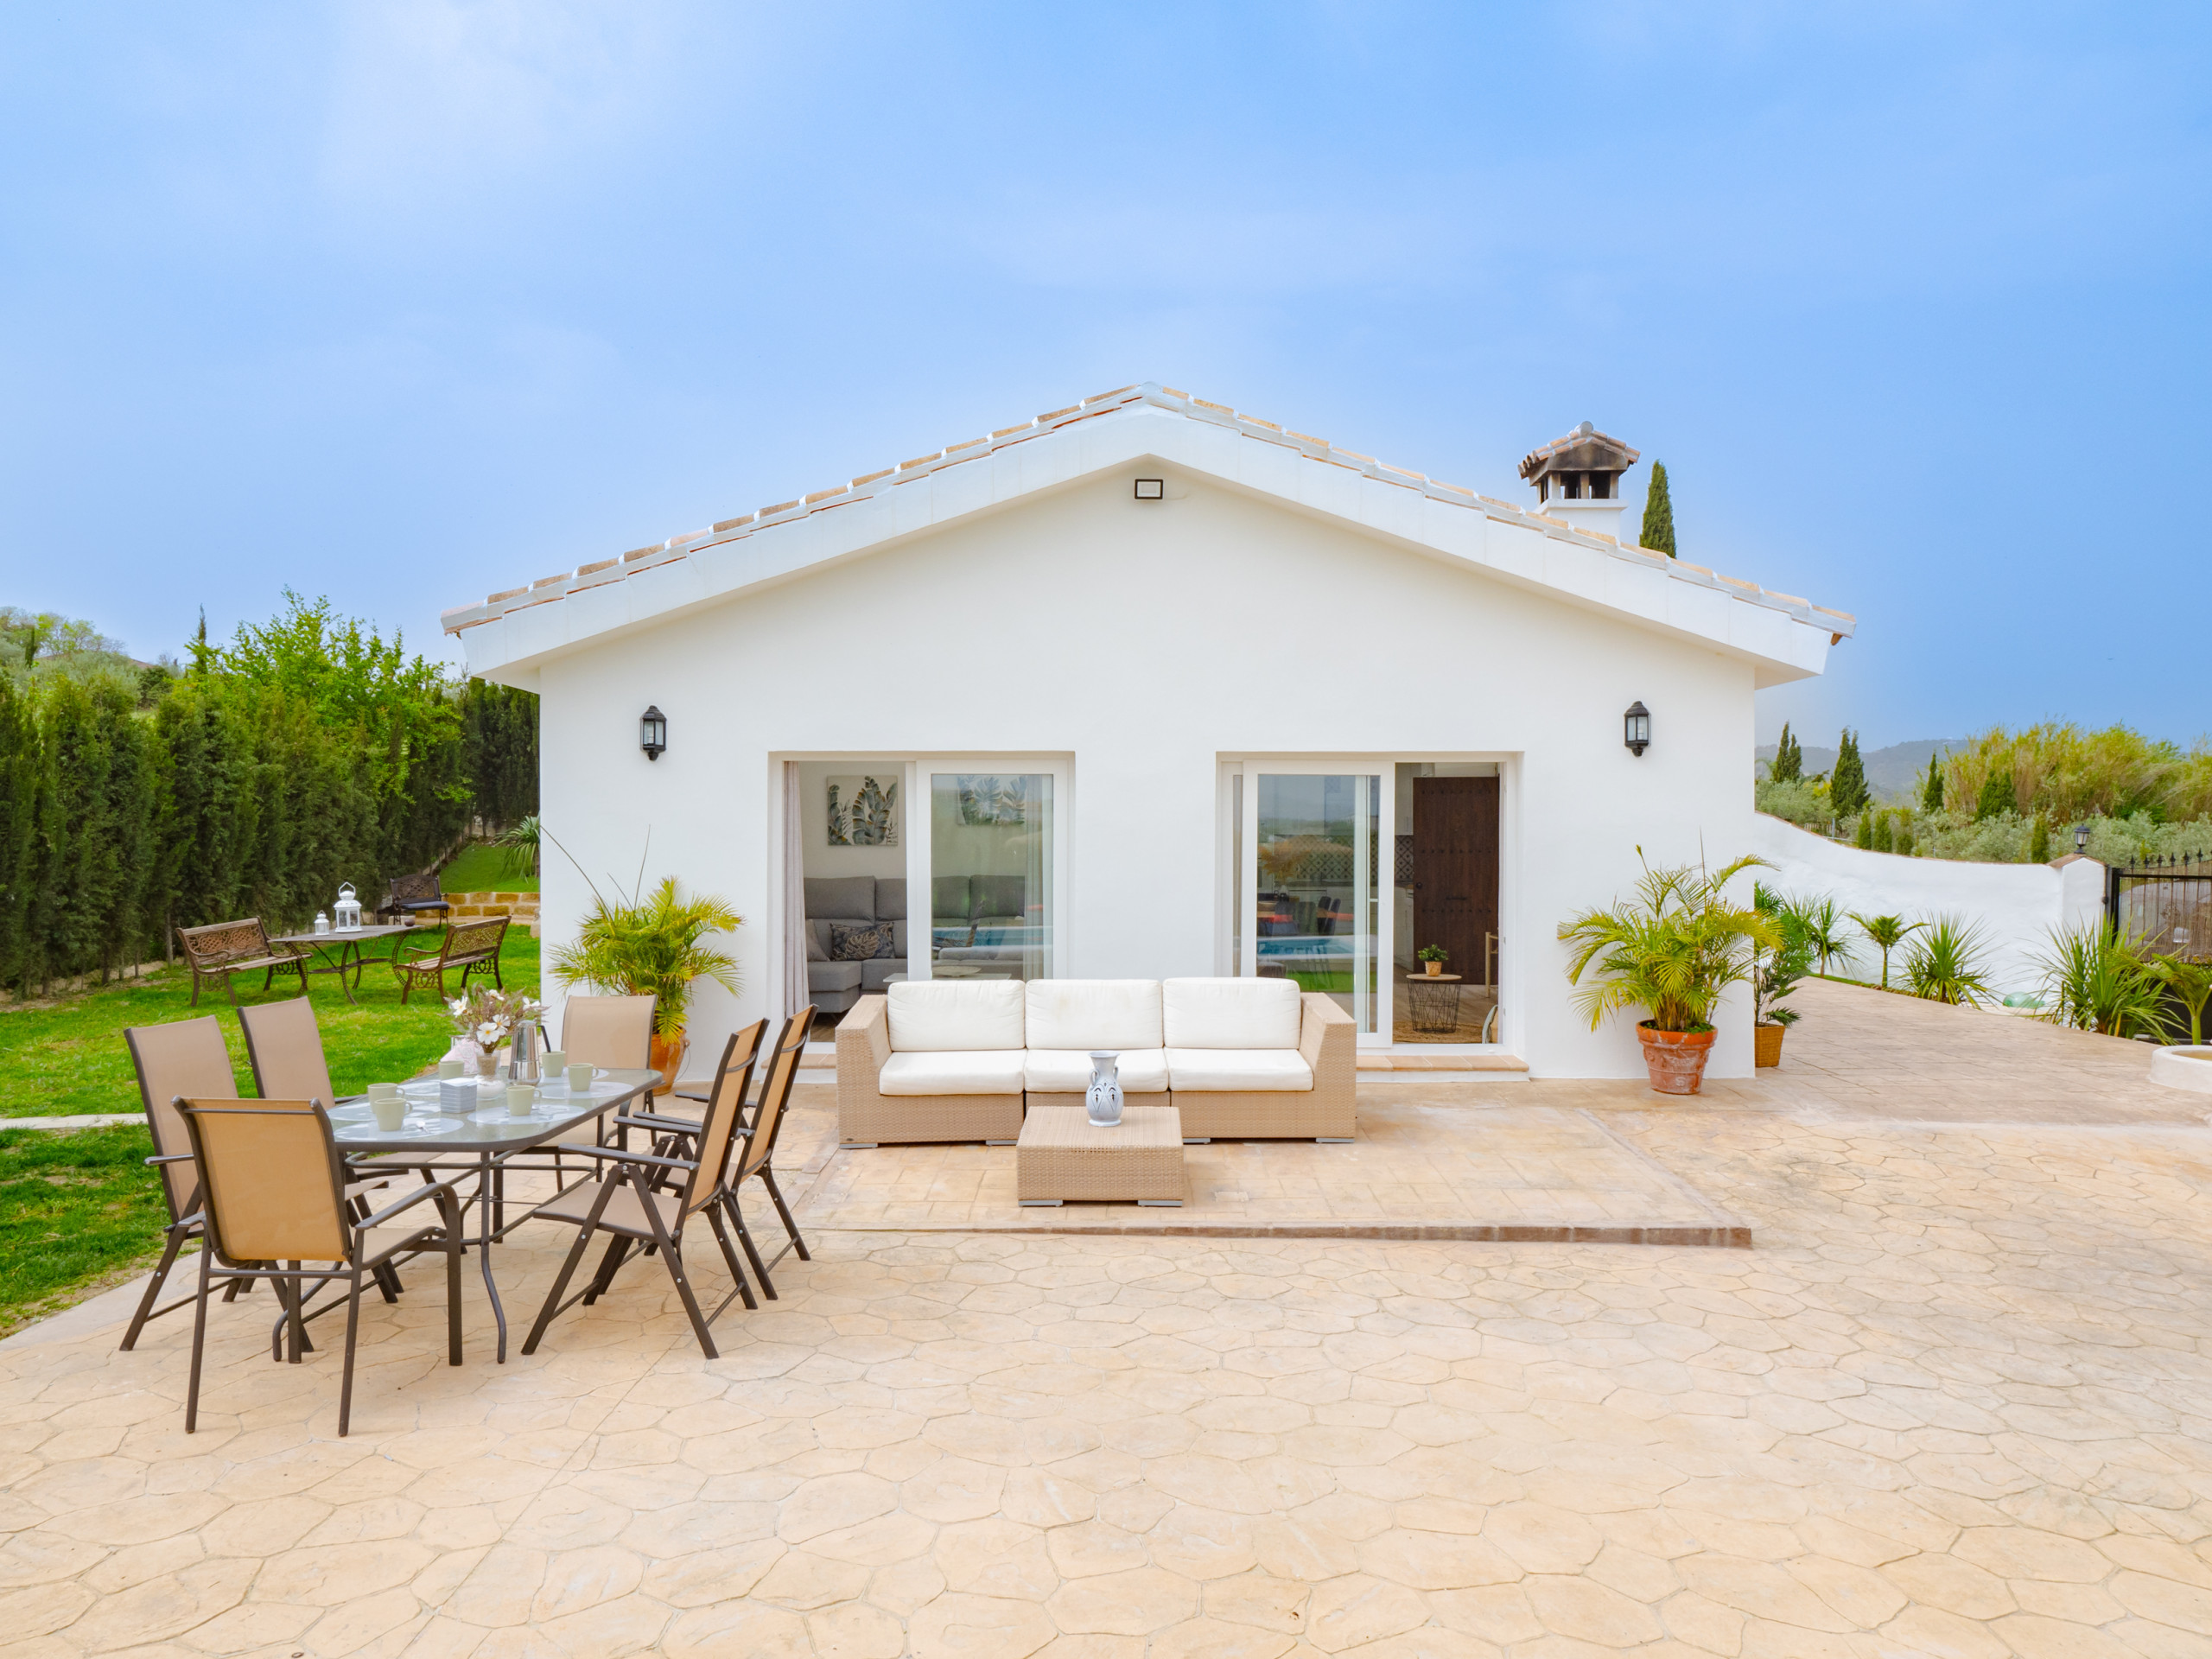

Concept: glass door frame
[[1229, 760, 1387, 1043], [906, 755, 1073, 982], [1224, 753, 1516, 1052]]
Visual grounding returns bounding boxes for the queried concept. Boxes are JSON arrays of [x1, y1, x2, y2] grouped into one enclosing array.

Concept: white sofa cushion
[[1022, 1049, 1170, 1094], [1165, 1049, 1314, 1092], [880, 1050, 1027, 1096], [1161, 978, 1303, 1050], [887, 981, 1025, 1052], [1024, 980, 1164, 1051]]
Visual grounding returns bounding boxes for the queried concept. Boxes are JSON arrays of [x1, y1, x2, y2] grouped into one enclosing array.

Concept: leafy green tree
[[1770, 722, 1802, 784], [1830, 729, 1869, 821], [1974, 772, 2013, 821], [2029, 816, 2050, 862], [1639, 462, 1676, 557], [1921, 752, 1945, 812], [1854, 811, 1875, 849]]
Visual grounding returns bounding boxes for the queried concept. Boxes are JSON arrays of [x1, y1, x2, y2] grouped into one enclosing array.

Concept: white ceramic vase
[[1086, 1052, 1123, 1128]]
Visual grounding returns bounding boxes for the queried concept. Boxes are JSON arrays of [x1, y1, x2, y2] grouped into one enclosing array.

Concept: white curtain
[[783, 760, 807, 1019]]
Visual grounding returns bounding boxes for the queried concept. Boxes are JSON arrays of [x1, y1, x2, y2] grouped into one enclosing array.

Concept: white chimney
[[1517, 421, 1642, 543]]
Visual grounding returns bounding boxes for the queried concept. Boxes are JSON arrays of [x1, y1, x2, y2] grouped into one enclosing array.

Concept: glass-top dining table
[[327, 1066, 663, 1363]]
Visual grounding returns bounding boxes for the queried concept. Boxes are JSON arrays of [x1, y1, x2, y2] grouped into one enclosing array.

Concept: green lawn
[[441, 842, 537, 893], [0, 925, 541, 1333]]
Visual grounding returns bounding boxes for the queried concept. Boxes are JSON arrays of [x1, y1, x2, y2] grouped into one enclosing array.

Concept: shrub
[[1904, 915, 1994, 1006], [2033, 923, 2164, 1037], [1558, 855, 1776, 1033]]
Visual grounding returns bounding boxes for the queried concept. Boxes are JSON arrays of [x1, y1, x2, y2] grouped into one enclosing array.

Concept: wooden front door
[[1412, 777, 1499, 986]]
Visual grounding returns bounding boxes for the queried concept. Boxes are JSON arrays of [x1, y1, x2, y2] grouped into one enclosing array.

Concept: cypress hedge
[[0, 597, 537, 996]]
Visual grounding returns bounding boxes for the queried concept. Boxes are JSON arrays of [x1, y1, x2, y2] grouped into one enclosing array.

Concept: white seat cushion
[[1162, 978, 1303, 1050], [888, 981, 1025, 1052], [880, 1050, 1027, 1096], [1023, 1048, 1170, 1094], [1166, 1049, 1314, 1092], [1024, 981, 1163, 1051]]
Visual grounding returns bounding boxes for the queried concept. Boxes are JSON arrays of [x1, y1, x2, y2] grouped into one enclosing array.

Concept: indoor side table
[[1404, 972, 1464, 1034], [1017, 1104, 1185, 1206]]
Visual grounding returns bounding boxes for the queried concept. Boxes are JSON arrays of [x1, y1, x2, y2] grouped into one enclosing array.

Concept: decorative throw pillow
[[830, 922, 893, 962], [806, 922, 830, 963]]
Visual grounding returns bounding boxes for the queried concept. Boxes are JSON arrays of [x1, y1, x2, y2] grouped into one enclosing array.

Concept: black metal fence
[[2107, 855, 2212, 962]]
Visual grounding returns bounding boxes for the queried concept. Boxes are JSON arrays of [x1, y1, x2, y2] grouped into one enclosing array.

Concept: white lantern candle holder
[[334, 883, 362, 931]]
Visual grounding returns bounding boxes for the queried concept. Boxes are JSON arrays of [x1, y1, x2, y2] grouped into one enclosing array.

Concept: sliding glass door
[[1232, 765, 1382, 1035], [910, 760, 1066, 982]]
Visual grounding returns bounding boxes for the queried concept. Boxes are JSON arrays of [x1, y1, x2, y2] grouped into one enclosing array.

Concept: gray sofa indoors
[[806, 876, 907, 1015], [808, 874, 1046, 1014]]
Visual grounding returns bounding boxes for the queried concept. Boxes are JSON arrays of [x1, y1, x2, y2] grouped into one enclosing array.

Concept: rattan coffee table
[[1016, 1105, 1185, 1206]]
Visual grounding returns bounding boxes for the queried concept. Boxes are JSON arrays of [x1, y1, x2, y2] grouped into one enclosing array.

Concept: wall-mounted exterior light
[[1134, 478, 1164, 500], [640, 705, 667, 761], [2075, 822, 2090, 854], [1624, 701, 1650, 757]]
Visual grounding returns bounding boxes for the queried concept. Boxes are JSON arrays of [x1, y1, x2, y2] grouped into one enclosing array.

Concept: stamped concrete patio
[[3, 979, 2209, 1656]]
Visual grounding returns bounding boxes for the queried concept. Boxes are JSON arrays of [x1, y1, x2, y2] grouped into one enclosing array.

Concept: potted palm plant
[[1751, 884, 1812, 1068], [1558, 855, 1775, 1095], [549, 876, 743, 1088]]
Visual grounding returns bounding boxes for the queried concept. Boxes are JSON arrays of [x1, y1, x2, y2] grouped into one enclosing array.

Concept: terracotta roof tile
[[450, 381, 1850, 648]]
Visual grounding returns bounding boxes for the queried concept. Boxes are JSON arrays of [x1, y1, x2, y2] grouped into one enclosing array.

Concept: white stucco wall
[[531, 467, 1777, 1079], [1745, 815, 2106, 997]]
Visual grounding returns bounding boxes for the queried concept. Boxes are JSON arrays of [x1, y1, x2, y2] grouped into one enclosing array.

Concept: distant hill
[[1755, 737, 1967, 801]]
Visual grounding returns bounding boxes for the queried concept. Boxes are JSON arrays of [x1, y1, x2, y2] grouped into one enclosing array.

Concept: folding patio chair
[[175, 1097, 467, 1436], [119, 1017, 240, 1351], [719, 1007, 816, 1300], [238, 996, 403, 1302], [550, 992, 657, 1162], [518, 1034, 761, 1359]]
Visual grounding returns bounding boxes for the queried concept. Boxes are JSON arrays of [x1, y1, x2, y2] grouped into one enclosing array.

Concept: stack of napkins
[[437, 1080, 477, 1115]]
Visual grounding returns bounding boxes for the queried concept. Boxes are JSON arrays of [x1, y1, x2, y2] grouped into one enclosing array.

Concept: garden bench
[[175, 918, 312, 1008], [393, 915, 509, 1004], [380, 868, 452, 926]]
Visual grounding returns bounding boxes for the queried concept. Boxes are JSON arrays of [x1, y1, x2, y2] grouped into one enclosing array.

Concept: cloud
[[320, 0, 680, 211]]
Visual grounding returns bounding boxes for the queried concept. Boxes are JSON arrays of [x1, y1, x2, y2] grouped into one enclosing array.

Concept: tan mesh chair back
[[738, 1008, 812, 1180], [177, 1100, 350, 1264], [238, 997, 339, 1108], [683, 1020, 767, 1216], [562, 994, 656, 1071], [125, 1017, 238, 1223]]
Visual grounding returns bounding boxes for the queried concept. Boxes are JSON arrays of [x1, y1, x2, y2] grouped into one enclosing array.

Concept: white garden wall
[[1745, 815, 2106, 998]]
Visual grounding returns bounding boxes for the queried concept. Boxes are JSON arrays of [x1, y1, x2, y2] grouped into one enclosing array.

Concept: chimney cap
[[1517, 423, 1641, 483]]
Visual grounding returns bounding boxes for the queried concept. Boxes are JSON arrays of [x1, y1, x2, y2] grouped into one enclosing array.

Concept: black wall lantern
[[2074, 822, 2090, 854], [1623, 701, 1651, 757], [639, 705, 667, 761]]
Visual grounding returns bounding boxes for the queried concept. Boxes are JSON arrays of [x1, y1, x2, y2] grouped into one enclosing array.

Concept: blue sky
[[3, 3, 2206, 749]]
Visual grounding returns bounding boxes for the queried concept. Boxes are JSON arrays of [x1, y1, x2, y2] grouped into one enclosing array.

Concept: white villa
[[442, 383, 1852, 1080]]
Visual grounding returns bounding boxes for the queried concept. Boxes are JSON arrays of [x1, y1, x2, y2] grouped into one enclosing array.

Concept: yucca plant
[[1902, 914, 1994, 1007], [1559, 855, 1777, 1033], [1790, 894, 1853, 977], [1849, 912, 1923, 990], [549, 876, 743, 1036], [2032, 922, 2162, 1036], [2149, 954, 2212, 1046]]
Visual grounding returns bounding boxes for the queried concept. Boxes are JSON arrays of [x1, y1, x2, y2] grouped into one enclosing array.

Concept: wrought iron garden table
[[266, 923, 420, 1007]]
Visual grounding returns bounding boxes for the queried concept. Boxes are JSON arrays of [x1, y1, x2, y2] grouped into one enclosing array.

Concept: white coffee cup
[[371, 1097, 407, 1132], [567, 1063, 594, 1094], [506, 1084, 535, 1118]]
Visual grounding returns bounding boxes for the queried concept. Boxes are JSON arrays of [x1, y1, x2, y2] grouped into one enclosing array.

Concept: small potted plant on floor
[[1558, 854, 1775, 1095], [550, 875, 743, 1088], [1751, 883, 1813, 1068], [1417, 944, 1449, 977]]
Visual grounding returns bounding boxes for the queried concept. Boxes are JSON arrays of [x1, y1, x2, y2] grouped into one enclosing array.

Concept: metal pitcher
[[508, 1020, 543, 1084]]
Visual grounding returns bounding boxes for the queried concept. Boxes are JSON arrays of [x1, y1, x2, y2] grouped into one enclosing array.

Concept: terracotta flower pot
[[1754, 1023, 1785, 1069], [1637, 1023, 1716, 1095], [650, 1029, 689, 1092]]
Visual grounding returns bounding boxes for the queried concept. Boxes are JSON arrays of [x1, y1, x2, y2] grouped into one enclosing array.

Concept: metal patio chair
[[518, 1032, 761, 1358], [174, 1097, 467, 1436]]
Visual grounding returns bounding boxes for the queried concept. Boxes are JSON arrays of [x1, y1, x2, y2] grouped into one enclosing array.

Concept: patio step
[[1359, 1051, 1529, 1074]]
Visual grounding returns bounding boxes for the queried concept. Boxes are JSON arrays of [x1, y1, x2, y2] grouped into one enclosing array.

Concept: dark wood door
[[1412, 777, 1499, 986]]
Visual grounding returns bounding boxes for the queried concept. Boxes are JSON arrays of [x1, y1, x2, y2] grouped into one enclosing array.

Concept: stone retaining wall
[[447, 891, 540, 938]]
